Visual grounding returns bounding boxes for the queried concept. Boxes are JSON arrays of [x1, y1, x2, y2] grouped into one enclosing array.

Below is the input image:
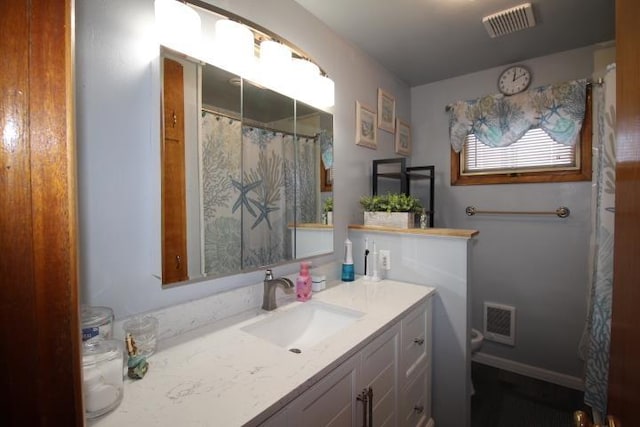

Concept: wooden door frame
[[0, 0, 83, 425], [608, 0, 640, 423]]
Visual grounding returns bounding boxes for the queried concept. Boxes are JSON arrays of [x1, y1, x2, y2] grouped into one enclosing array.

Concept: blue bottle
[[341, 238, 355, 281]]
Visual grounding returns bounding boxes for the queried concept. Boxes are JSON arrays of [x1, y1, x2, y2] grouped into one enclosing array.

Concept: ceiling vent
[[482, 2, 536, 38]]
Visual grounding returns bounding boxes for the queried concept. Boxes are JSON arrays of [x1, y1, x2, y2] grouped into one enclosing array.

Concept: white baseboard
[[472, 351, 585, 391]]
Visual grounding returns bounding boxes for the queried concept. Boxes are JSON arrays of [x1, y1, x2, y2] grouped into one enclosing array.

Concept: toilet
[[470, 328, 484, 395], [471, 328, 484, 354]]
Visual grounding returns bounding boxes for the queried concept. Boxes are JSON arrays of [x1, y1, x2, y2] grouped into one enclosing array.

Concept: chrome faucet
[[262, 269, 294, 311]]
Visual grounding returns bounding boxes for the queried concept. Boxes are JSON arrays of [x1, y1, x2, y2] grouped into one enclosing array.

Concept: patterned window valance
[[448, 79, 587, 153]]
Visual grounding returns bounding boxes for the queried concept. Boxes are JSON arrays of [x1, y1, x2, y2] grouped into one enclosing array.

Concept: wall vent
[[483, 302, 516, 346], [482, 3, 536, 38]]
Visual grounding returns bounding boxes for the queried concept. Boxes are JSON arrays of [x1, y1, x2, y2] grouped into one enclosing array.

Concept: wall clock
[[498, 65, 531, 95]]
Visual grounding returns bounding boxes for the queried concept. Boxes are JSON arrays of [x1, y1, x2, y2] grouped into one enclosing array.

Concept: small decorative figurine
[[420, 209, 428, 229], [125, 333, 149, 379]]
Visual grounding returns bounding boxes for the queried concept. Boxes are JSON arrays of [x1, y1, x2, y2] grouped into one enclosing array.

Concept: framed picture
[[395, 118, 411, 156], [377, 88, 396, 133], [356, 101, 377, 149]]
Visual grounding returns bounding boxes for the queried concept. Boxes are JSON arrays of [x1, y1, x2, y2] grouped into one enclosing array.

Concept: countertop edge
[[349, 224, 479, 238]]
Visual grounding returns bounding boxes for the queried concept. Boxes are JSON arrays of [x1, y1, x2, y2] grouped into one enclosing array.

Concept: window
[[463, 128, 578, 174], [451, 86, 592, 185]]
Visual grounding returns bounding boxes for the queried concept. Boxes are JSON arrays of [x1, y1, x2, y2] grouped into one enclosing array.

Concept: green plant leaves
[[359, 193, 422, 213]]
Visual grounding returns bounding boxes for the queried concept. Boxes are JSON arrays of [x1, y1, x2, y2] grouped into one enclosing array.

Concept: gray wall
[[76, 0, 410, 318], [410, 45, 600, 378]]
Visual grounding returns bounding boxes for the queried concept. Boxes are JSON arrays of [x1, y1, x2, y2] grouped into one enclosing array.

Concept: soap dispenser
[[296, 261, 312, 302]]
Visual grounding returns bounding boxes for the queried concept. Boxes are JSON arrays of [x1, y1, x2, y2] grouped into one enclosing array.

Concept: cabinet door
[[400, 301, 430, 385], [360, 324, 400, 427], [400, 365, 432, 427], [288, 353, 360, 427]]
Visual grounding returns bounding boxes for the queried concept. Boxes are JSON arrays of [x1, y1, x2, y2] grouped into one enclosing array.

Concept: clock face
[[498, 66, 531, 95]]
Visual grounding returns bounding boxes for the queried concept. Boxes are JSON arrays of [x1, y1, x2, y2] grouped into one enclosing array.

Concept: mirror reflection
[[161, 55, 333, 285]]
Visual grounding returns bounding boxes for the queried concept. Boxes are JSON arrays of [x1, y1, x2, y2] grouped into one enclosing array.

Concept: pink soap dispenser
[[296, 261, 312, 302]]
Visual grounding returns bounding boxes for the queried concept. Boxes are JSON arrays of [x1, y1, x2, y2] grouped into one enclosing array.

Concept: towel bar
[[465, 206, 570, 218]]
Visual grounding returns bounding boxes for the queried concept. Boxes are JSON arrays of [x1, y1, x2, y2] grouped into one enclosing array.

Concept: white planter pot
[[364, 211, 415, 228]]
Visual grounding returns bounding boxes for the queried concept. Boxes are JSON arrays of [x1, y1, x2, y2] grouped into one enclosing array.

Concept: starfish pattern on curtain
[[201, 111, 319, 276]]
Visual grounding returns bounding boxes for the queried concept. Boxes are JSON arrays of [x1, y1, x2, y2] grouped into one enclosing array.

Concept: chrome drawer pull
[[356, 388, 368, 427], [413, 337, 425, 345], [414, 404, 424, 414]]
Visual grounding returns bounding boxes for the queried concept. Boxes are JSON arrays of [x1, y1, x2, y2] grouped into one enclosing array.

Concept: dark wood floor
[[471, 362, 587, 427]]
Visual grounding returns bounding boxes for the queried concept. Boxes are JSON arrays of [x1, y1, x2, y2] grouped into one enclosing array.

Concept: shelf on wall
[[372, 158, 435, 228]]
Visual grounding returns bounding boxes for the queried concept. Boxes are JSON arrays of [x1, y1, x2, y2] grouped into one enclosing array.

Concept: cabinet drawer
[[400, 366, 431, 427], [400, 301, 429, 380]]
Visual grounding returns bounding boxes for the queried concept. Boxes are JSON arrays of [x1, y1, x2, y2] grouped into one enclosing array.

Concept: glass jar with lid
[[81, 305, 114, 342], [82, 339, 124, 419]]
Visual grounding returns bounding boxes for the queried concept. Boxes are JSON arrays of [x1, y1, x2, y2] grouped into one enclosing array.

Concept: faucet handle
[[264, 269, 274, 280]]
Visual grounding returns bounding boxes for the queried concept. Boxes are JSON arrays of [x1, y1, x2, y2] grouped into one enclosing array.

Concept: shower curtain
[[241, 126, 290, 269], [582, 64, 616, 421], [201, 111, 242, 276], [201, 110, 319, 276], [292, 135, 319, 224]]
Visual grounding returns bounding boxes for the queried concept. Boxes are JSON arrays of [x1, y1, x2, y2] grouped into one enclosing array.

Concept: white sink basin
[[241, 301, 364, 350]]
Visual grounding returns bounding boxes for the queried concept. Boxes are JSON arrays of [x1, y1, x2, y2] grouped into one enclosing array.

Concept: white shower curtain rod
[[203, 109, 318, 140]]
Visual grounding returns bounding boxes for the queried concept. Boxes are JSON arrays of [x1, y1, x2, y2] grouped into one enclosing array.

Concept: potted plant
[[360, 193, 422, 228], [323, 197, 333, 225]]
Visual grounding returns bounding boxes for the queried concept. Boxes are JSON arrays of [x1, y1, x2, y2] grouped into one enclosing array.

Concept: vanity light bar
[[212, 19, 255, 77], [154, 0, 334, 109], [154, 0, 202, 57]]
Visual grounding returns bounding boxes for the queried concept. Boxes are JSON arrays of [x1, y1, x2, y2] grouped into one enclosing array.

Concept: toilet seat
[[471, 328, 484, 353]]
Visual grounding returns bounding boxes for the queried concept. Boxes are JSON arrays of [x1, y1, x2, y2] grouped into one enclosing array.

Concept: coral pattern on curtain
[[293, 135, 319, 224], [201, 110, 319, 277], [241, 126, 290, 269], [448, 79, 587, 152], [583, 65, 616, 419], [201, 111, 242, 276]]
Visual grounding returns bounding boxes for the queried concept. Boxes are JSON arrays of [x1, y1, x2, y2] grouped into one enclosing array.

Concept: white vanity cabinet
[[400, 298, 433, 427], [282, 324, 399, 426], [261, 297, 432, 427]]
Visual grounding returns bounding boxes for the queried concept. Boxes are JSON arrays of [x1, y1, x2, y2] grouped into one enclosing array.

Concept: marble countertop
[[90, 279, 435, 427]]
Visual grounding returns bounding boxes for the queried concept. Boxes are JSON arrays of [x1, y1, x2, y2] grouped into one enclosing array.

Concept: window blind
[[462, 128, 577, 174]]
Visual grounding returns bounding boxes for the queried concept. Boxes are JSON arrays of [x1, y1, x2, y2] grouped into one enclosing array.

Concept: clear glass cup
[[122, 315, 159, 357]]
